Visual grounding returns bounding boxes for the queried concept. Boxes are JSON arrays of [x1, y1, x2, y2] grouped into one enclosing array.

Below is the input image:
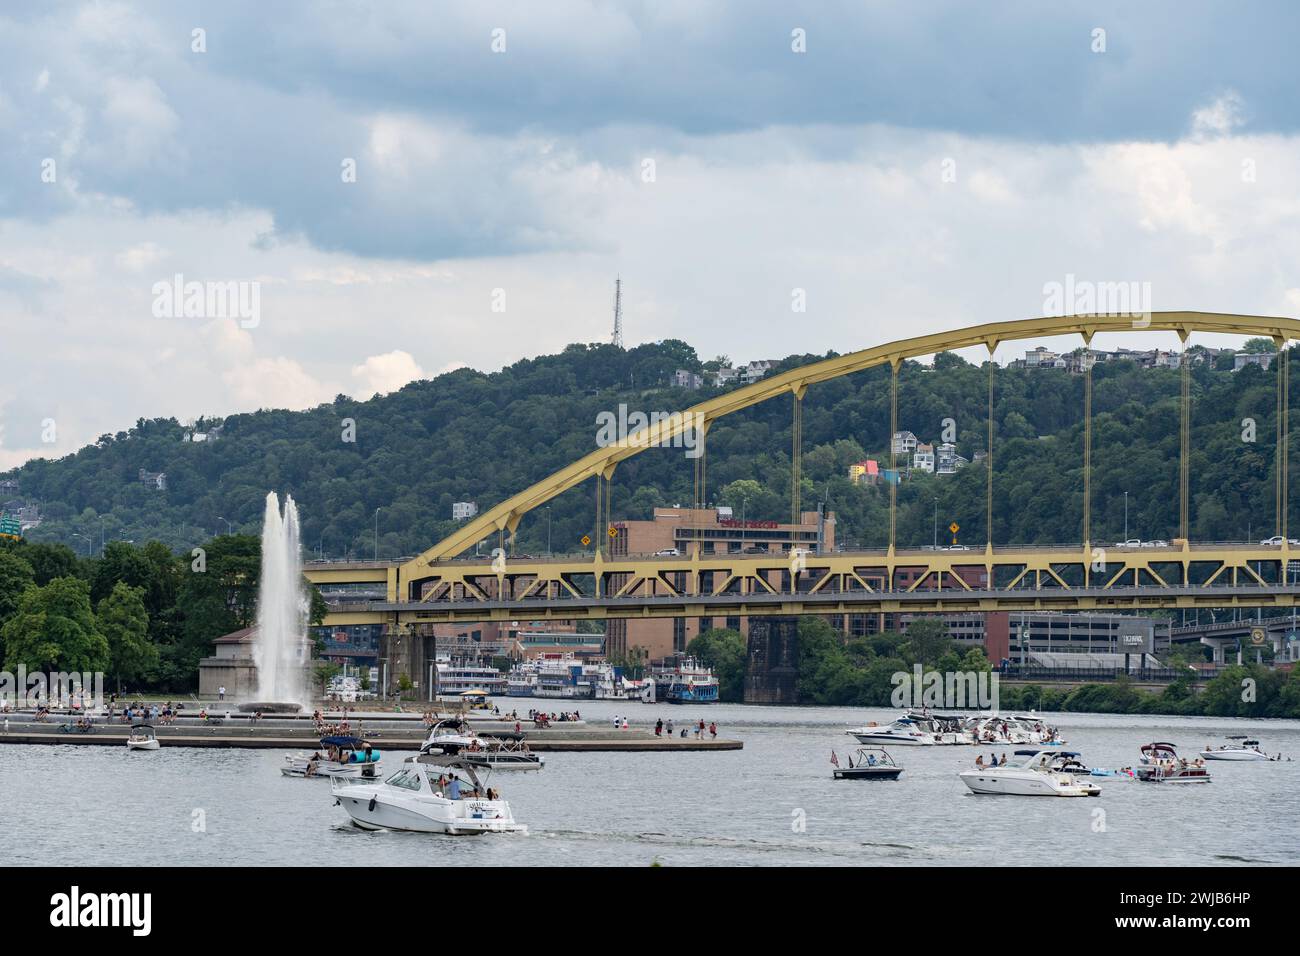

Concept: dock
[[0, 713, 742, 752]]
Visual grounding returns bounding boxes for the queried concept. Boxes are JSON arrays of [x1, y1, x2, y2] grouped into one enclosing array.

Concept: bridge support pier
[[744, 616, 800, 704]]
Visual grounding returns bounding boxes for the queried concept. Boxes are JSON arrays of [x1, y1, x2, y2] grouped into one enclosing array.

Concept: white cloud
[[351, 350, 426, 399], [1192, 91, 1245, 139]]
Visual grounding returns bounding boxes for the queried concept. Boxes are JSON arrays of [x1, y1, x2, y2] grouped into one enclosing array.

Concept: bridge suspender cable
[[1083, 356, 1092, 552], [889, 360, 899, 560], [1180, 336, 1191, 544]]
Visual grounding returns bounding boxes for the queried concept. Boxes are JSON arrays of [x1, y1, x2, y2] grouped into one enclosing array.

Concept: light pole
[[933, 497, 939, 550], [373, 508, 381, 561], [545, 506, 552, 556], [1123, 491, 1129, 541], [218, 516, 233, 535]]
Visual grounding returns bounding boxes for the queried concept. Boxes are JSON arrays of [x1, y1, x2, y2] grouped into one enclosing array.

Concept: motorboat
[[966, 714, 1064, 747], [333, 754, 527, 834], [958, 749, 1101, 797], [905, 711, 975, 745], [422, 719, 544, 770], [1134, 742, 1211, 783], [848, 716, 936, 746], [126, 724, 159, 751], [832, 747, 903, 780], [1199, 737, 1270, 761], [283, 735, 382, 779]]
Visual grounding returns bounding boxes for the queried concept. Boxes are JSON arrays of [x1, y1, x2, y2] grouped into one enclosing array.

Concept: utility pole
[[933, 497, 939, 550], [373, 508, 381, 561], [1123, 491, 1129, 540]]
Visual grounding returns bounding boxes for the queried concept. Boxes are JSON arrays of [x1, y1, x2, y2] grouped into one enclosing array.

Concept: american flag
[[830, 750, 840, 767]]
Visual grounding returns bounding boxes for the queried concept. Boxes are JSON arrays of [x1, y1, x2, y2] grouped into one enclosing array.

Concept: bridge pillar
[[744, 616, 800, 704]]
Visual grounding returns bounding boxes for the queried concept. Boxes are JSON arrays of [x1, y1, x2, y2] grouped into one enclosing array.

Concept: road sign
[[949, 522, 960, 534], [1250, 626, 1267, 646], [580, 534, 591, 546], [607, 526, 618, 538]]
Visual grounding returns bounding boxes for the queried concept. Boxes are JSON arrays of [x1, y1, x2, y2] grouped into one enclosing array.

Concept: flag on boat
[[830, 750, 839, 767]]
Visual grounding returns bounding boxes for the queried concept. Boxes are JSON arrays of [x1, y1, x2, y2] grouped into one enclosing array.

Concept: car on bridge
[[1259, 536, 1300, 546], [1115, 539, 1143, 548], [654, 548, 680, 557]]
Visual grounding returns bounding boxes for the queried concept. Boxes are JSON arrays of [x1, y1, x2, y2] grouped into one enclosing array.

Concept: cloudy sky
[[3, 0, 1300, 467]]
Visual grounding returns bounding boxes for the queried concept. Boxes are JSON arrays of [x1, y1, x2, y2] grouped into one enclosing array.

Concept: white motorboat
[[421, 720, 544, 770], [958, 749, 1101, 797], [848, 716, 937, 746], [126, 724, 160, 751], [1199, 737, 1270, 761], [283, 735, 383, 779], [333, 754, 527, 834]]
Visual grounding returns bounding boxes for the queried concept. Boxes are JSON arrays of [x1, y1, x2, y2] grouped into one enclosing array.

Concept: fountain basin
[[238, 701, 302, 714]]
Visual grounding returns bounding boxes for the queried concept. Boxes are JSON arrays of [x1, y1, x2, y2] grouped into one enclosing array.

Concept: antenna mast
[[611, 277, 624, 348]]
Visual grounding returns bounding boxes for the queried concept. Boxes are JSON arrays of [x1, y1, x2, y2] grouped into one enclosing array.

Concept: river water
[[4, 702, 1298, 866]]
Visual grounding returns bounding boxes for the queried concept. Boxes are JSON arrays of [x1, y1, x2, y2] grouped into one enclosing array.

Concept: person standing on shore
[[655, 718, 663, 737]]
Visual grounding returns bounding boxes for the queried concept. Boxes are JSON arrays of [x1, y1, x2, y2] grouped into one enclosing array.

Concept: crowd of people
[[652, 717, 718, 739]]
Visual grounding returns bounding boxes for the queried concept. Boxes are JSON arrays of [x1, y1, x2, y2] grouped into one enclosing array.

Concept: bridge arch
[[411, 311, 1297, 568]]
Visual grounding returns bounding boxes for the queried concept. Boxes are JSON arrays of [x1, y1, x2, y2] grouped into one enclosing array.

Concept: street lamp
[[218, 516, 234, 535], [933, 497, 939, 550], [1123, 491, 1129, 541], [373, 508, 381, 561]]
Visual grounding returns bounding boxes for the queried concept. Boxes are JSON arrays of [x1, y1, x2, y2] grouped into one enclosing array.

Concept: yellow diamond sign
[[949, 522, 960, 534], [580, 534, 591, 546]]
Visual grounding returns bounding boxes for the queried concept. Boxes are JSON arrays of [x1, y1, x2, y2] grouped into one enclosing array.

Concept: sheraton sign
[[718, 519, 780, 529]]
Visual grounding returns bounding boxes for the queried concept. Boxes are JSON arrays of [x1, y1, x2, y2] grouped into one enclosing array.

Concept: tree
[[314, 660, 342, 697], [97, 582, 157, 692], [687, 628, 747, 702], [0, 550, 36, 627], [1, 577, 109, 673], [902, 618, 952, 666]]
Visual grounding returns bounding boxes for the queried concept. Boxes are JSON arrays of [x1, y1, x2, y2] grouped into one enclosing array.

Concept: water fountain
[[240, 492, 310, 713]]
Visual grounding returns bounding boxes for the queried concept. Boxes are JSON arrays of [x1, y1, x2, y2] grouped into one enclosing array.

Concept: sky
[[3, 0, 1300, 468]]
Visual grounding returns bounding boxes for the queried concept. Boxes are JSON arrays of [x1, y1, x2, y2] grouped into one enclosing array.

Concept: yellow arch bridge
[[305, 311, 1300, 630]]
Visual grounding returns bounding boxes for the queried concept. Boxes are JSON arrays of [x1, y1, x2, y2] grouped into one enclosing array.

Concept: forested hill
[[4, 338, 1294, 559]]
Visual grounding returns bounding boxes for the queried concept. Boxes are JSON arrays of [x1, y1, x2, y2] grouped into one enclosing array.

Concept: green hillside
[[3, 339, 1295, 560]]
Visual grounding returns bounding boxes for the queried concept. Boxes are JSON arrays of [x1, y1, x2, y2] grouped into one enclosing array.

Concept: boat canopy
[[1141, 742, 1179, 755], [320, 735, 367, 748]]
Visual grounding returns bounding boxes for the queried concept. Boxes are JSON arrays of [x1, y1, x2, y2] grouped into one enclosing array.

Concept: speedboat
[[283, 735, 382, 779], [1134, 742, 1211, 783], [422, 719, 544, 770], [1199, 737, 1270, 761], [126, 724, 160, 751], [333, 754, 527, 834], [958, 749, 1101, 797], [847, 717, 936, 746], [832, 747, 903, 780]]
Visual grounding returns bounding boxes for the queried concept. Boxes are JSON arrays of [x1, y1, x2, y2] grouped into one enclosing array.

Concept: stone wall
[[744, 616, 800, 704]]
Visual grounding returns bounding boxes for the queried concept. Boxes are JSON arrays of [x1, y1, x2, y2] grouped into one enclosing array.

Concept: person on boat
[[975, 754, 985, 767], [447, 775, 462, 800], [866, 753, 877, 766]]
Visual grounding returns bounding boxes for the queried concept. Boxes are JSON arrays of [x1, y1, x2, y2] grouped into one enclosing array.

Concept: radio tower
[[611, 277, 624, 348]]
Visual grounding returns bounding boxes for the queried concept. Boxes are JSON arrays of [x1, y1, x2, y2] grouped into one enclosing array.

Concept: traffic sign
[[949, 522, 960, 534], [580, 534, 591, 546], [607, 526, 618, 538]]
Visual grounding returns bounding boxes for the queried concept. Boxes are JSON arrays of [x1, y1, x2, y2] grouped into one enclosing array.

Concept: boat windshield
[[384, 769, 424, 791]]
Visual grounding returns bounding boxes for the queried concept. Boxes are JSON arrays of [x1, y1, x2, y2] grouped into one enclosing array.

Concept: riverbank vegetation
[[688, 618, 1300, 717]]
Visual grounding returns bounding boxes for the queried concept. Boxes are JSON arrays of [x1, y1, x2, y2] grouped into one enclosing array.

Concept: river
[[4, 702, 1297, 866]]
